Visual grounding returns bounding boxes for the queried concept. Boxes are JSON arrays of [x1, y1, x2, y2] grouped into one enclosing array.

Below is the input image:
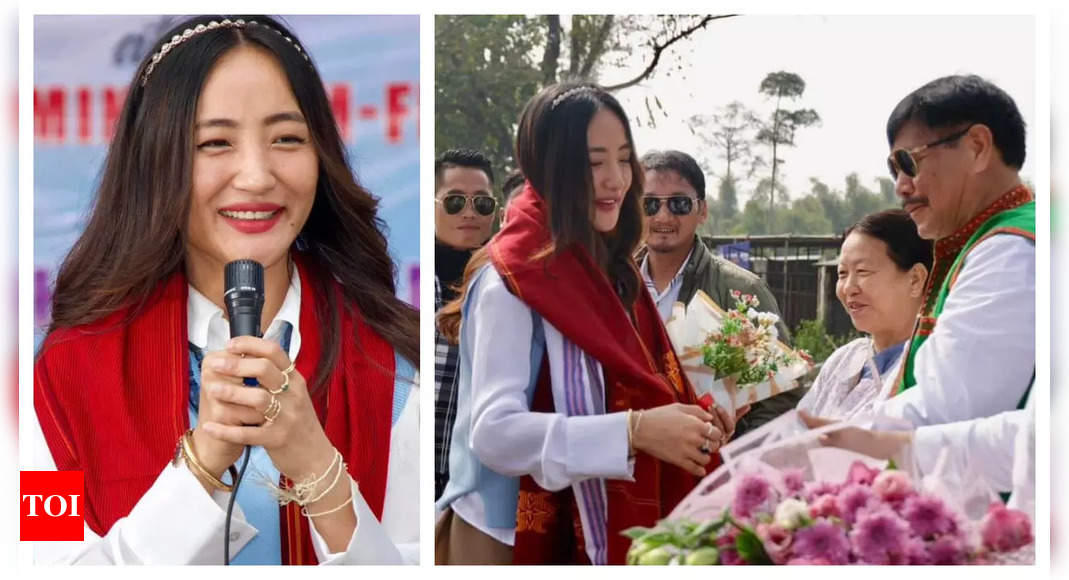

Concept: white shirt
[[33, 267, 419, 564], [878, 235, 1035, 426], [640, 247, 693, 321], [451, 266, 632, 545]]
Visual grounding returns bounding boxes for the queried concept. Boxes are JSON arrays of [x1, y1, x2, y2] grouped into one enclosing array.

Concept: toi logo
[[20, 471, 84, 541]]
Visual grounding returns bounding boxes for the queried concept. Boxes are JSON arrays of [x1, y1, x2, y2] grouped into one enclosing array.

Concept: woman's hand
[[197, 336, 337, 480], [632, 403, 723, 477], [797, 410, 913, 460]]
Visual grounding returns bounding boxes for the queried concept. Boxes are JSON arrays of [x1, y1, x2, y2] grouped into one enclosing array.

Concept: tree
[[754, 71, 820, 233], [435, 15, 545, 186], [437, 15, 733, 188], [689, 101, 760, 222]]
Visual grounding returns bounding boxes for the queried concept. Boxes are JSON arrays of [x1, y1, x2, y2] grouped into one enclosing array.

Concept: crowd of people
[[433, 75, 1035, 564]]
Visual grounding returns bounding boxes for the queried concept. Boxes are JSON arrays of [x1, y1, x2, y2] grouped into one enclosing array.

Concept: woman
[[435, 82, 736, 565], [797, 209, 931, 420], [33, 15, 418, 564]]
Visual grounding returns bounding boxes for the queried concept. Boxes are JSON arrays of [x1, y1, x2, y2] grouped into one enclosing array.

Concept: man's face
[[643, 168, 706, 254], [434, 166, 494, 249], [891, 120, 975, 240]]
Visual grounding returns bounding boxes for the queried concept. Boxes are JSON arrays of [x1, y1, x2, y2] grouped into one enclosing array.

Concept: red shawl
[[34, 253, 396, 565], [490, 184, 717, 564]]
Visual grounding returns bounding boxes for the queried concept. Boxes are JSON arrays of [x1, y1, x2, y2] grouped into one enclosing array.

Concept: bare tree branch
[[578, 15, 615, 79], [602, 14, 735, 91]]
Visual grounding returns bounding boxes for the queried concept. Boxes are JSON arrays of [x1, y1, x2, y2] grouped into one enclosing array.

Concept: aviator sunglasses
[[642, 195, 699, 217], [887, 125, 973, 180], [436, 194, 498, 216]]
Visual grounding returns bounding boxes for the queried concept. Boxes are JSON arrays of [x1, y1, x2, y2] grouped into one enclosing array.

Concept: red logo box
[[20, 471, 84, 541]]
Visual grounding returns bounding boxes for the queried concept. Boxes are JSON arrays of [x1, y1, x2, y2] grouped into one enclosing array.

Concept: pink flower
[[782, 468, 805, 495], [733, 473, 774, 518], [900, 493, 957, 538], [803, 480, 841, 502], [927, 535, 967, 565], [836, 484, 876, 525], [845, 461, 880, 486], [980, 502, 1033, 552], [792, 519, 850, 565], [786, 556, 831, 565], [872, 470, 913, 504], [756, 523, 794, 564], [849, 507, 911, 565], [809, 494, 841, 519], [719, 548, 746, 565], [904, 537, 931, 565]]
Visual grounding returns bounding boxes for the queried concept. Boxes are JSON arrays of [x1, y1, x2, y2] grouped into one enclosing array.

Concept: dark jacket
[[637, 236, 803, 437]]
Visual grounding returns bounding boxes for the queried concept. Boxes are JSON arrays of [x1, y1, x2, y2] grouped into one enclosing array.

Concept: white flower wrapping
[[665, 290, 812, 415]]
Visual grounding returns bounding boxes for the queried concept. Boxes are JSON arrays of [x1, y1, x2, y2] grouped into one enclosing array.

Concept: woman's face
[[836, 231, 925, 338], [586, 108, 633, 233], [186, 45, 318, 279]]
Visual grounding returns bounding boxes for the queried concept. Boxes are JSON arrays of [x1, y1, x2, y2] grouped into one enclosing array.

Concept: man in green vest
[[878, 74, 1035, 426], [636, 149, 801, 437]]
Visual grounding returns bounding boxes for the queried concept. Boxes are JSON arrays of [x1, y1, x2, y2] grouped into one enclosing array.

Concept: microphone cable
[[224, 446, 252, 565]]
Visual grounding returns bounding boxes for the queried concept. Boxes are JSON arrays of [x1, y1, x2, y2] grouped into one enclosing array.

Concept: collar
[[933, 184, 1033, 261], [187, 264, 303, 360], [640, 244, 694, 286]]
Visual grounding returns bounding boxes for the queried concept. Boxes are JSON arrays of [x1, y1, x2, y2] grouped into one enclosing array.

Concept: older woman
[[797, 209, 931, 420]]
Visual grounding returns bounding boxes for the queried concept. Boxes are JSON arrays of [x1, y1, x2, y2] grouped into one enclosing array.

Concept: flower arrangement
[[624, 462, 1033, 565], [699, 290, 811, 387], [665, 289, 812, 415]]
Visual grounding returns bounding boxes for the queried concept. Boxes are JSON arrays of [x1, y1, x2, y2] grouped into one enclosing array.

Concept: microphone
[[221, 259, 263, 565], [224, 260, 264, 386]]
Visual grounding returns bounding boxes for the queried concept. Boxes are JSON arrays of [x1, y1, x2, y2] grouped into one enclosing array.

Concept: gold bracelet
[[302, 494, 354, 518], [626, 409, 635, 457], [304, 456, 345, 505], [181, 430, 234, 492], [631, 411, 644, 457]]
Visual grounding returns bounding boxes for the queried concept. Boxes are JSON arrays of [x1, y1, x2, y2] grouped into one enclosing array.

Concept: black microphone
[[221, 259, 263, 565], [224, 259, 265, 340]]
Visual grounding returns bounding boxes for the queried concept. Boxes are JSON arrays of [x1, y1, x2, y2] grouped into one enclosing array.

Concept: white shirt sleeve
[[31, 412, 258, 565], [911, 407, 1031, 495], [466, 268, 632, 492], [879, 235, 1035, 426], [309, 381, 420, 564]]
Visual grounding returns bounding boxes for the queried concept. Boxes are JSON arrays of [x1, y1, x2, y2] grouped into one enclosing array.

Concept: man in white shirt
[[877, 74, 1035, 427]]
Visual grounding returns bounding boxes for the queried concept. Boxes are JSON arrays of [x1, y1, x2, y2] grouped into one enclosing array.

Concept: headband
[[141, 18, 310, 87]]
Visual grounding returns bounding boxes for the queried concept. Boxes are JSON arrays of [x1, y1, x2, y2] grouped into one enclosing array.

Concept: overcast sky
[[599, 15, 1036, 201]]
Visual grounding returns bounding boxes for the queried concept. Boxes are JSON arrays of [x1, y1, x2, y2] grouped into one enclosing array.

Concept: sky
[[599, 15, 1036, 203]]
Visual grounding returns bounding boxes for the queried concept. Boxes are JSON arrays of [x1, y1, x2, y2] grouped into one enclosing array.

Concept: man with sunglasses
[[874, 75, 1035, 429], [636, 150, 799, 437], [434, 148, 497, 500]]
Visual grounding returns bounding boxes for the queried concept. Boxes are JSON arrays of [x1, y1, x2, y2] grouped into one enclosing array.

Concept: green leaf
[[622, 526, 653, 540], [735, 528, 773, 565], [886, 458, 898, 470]]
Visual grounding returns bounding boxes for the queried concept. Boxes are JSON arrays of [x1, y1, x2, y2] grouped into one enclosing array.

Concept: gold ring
[[706, 422, 715, 437], [263, 396, 282, 423], [267, 371, 290, 395], [700, 442, 711, 454]]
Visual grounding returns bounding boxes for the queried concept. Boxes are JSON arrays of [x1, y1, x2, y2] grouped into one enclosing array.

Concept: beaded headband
[[140, 18, 311, 87], [551, 85, 596, 109]]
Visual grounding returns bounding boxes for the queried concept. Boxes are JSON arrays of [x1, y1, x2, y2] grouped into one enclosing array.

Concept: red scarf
[[34, 254, 396, 565], [491, 185, 717, 564]]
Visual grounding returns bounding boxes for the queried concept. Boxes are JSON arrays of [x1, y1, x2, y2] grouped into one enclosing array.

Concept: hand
[[190, 349, 265, 485], [199, 336, 336, 482], [632, 403, 720, 477], [816, 426, 913, 460], [797, 409, 836, 430]]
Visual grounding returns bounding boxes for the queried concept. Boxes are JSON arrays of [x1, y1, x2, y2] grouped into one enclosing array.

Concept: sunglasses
[[887, 125, 973, 180], [436, 194, 498, 216], [642, 195, 698, 217]]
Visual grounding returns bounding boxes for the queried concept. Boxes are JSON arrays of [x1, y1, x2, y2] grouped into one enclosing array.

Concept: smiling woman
[[33, 15, 418, 565]]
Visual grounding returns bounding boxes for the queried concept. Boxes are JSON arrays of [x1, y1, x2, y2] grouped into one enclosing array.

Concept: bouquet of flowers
[[624, 461, 1033, 565], [665, 289, 812, 415]]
